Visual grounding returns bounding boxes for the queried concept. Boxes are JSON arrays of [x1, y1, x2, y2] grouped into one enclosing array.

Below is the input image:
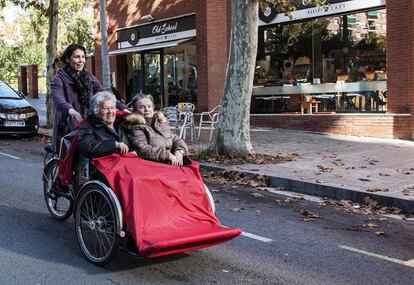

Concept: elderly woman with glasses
[[124, 94, 188, 166], [78, 91, 130, 158]]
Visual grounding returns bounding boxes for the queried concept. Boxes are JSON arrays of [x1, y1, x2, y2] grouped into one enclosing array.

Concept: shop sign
[[117, 14, 196, 49], [259, 0, 386, 26]]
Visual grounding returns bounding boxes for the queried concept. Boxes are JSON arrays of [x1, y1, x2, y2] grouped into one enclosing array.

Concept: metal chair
[[162, 106, 196, 141], [197, 105, 220, 142]]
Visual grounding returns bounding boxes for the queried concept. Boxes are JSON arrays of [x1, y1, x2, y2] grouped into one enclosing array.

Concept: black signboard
[[117, 14, 195, 48]]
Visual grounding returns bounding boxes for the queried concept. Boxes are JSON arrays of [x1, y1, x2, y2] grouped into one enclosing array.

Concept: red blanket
[[92, 154, 241, 258]]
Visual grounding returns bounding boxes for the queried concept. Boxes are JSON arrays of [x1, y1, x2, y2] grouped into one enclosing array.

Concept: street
[[1, 136, 414, 285]]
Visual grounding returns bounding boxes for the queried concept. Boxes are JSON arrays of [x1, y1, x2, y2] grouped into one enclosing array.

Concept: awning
[[109, 38, 193, 56]]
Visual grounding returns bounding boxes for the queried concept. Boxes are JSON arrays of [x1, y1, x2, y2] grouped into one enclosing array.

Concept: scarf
[[63, 64, 91, 116]]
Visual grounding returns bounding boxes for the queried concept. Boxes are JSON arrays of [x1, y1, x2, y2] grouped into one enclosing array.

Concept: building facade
[[93, 0, 414, 140]]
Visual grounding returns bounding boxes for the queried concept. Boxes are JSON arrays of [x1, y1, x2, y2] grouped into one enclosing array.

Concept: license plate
[[4, 121, 25, 127]]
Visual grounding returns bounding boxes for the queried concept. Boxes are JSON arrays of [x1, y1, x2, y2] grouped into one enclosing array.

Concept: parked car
[[0, 80, 39, 135]]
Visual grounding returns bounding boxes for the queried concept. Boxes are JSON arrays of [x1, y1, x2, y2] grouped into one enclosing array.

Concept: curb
[[200, 163, 414, 214]]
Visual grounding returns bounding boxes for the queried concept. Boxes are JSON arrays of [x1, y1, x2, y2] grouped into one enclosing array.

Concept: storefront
[[94, 0, 413, 140], [108, 14, 197, 109], [253, 0, 387, 115]]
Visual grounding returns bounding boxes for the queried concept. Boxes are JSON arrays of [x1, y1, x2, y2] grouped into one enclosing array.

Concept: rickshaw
[[43, 129, 240, 266]]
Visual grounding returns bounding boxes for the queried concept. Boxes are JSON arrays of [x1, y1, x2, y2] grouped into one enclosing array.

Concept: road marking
[[0, 151, 21, 160], [260, 187, 323, 203], [340, 245, 414, 268], [242, 231, 273, 243]]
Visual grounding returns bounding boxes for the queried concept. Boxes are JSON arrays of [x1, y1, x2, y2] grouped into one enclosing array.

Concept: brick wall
[[196, 0, 230, 112], [387, 0, 414, 139], [250, 114, 412, 140], [409, 0, 414, 139]]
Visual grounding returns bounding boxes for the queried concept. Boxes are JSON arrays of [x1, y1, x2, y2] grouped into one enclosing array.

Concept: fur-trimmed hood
[[125, 111, 167, 126]]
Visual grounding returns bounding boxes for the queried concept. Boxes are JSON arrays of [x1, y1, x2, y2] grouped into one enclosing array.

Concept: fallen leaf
[[250, 192, 264, 198], [375, 231, 385, 236], [333, 159, 345, 166], [367, 188, 389, 192], [317, 165, 333, 172], [231, 208, 241, 212], [211, 189, 220, 193], [299, 209, 319, 219], [362, 223, 379, 229]]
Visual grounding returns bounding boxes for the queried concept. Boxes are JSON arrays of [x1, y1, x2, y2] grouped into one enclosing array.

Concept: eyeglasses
[[101, 106, 116, 112]]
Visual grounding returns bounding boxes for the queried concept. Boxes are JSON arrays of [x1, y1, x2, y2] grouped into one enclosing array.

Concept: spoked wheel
[[43, 158, 73, 220], [75, 183, 120, 266]]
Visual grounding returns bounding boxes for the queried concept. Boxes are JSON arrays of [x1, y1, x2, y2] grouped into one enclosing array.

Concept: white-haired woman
[[78, 91, 130, 158], [124, 94, 188, 166]]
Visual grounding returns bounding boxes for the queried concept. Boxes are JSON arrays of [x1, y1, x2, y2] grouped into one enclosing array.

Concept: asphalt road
[[0, 136, 414, 285]]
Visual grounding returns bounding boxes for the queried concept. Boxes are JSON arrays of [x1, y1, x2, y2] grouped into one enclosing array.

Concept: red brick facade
[[94, 0, 414, 140]]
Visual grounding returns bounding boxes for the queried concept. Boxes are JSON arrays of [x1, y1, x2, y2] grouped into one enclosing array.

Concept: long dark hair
[[60, 44, 87, 64]]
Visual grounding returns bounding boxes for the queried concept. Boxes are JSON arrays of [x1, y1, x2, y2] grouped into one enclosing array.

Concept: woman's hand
[[169, 153, 180, 166], [122, 108, 132, 114], [68, 108, 83, 123], [174, 151, 184, 166], [116, 142, 129, 155], [68, 108, 83, 122]]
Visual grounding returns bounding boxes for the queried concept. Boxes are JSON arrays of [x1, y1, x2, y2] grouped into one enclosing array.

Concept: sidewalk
[[28, 95, 414, 213], [192, 128, 414, 213]]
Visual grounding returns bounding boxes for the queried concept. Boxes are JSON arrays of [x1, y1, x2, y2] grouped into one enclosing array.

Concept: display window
[[124, 42, 197, 108], [253, 9, 387, 114]]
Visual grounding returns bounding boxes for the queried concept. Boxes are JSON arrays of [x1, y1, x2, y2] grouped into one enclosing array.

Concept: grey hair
[[131, 94, 154, 111], [89, 91, 117, 116]]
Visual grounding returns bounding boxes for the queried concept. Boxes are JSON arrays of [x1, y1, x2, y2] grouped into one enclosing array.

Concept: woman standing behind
[[125, 94, 188, 166], [51, 44, 103, 152]]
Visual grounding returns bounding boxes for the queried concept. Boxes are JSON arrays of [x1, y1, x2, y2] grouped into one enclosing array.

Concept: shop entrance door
[[143, 51, 164, 109]]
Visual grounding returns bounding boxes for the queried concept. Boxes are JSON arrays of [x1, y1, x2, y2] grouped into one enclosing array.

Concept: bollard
[[27, 64, 38, 99], [17, 65, 28, 96]]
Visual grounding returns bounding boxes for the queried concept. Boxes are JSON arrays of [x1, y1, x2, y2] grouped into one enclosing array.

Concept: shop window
[[164, 43, 197, 107], [253, 9, 387, 115]]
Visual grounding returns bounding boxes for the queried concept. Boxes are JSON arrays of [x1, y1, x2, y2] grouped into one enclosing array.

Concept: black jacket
[[77, 117, 129, 158]]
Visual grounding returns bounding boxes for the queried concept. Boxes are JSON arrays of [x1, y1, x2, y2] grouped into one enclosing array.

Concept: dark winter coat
[[77, 117, 130, 158], [124, 112, 188, 162], [51, 68, 103, 153]]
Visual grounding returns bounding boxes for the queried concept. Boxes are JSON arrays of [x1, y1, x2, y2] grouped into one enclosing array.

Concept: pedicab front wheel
[[75, 182, 120, 266], [43, 158, 73, 221]]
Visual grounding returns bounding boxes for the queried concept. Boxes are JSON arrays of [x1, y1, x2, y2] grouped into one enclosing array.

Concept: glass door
[[143, 51, 163, 108]]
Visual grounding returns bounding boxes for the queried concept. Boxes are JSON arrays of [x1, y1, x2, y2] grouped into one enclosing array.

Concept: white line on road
[[0, 151, 21, 160], [260, 187, 323, 203], [242, 231, 273, 243], [340, 245, 414, 268]]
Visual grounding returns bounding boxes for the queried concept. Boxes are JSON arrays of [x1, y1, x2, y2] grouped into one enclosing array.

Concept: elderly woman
[[78, 91, 130, 158], [125, 94, 188, 166]]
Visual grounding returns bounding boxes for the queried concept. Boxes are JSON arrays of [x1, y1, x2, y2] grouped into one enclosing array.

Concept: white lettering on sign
[[307, 3, 346, 15], [152, 22, 178, 35]]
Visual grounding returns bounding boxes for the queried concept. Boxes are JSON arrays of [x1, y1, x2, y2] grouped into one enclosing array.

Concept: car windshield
[[0, 81, 21, 99]]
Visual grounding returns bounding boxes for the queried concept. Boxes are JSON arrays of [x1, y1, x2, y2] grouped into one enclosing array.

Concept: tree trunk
[[45, 0, 58, 128], [214, 0, 258, 155], [99, 0, 111, 91]]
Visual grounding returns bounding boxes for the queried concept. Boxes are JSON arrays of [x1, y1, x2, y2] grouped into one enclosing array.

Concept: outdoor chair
[[162, 105, 196, 142], [197, 105, 220, 142]]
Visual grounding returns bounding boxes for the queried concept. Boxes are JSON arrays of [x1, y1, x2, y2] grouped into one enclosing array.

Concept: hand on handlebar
[[68, 108, 83, 123], [116, 142, 129, 155]]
